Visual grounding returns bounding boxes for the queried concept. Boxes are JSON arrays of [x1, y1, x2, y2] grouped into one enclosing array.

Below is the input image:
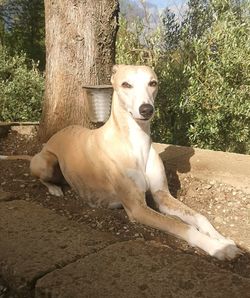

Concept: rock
[[214, 216, 223, 223], [0, 190, 15, 202]]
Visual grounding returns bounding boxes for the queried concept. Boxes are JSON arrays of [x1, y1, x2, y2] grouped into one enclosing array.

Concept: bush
[[181, 1, 250, 153], [116, 16, 162, 67], [0, 46, 44, 122]]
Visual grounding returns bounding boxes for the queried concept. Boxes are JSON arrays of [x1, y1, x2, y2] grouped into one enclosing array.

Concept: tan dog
[[2, 65, 241, 260]]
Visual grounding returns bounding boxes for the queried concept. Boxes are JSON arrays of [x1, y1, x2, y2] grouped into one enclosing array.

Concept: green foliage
[[116, 16, 145, 65], [162, 8, 181, 51], [116, 16, 162, 67], [0, 45, 44, 122], [182, 0, 250, 153], [152, 53, 190, 146], [183, 0, 213, 38], [0, 0, 45, 70], [116, 0, 250, 154]]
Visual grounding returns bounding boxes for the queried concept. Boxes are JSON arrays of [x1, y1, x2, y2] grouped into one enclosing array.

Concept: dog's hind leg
[[39, 180, 64, 197], [30, 150, 64, 196]]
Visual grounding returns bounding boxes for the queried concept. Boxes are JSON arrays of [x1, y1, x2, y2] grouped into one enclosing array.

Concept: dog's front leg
[[146, 146, 226, 239], [145, 146, 241, 259], [120, 177, 239, 260]]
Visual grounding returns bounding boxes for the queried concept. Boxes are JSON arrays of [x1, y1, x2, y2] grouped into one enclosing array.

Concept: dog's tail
[[0, 155, 32, 161]]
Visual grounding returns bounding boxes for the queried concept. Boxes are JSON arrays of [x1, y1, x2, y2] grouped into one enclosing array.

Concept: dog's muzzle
[[139, 104, 154, 120]]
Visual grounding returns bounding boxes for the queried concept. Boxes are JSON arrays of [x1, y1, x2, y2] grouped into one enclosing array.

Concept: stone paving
[[0, 198, 250, 298]]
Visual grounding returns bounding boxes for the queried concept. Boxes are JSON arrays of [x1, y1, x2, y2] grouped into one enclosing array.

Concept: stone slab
[[36, 241, 250, 298], [0, 200, 115, 297]]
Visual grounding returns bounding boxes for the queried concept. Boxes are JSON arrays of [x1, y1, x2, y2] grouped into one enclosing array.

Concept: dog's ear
[[111, 65, 120, 84], [112, 65, 120, 75]]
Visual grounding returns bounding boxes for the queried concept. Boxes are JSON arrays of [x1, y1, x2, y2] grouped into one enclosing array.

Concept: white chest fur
[[127, 118, 151, 171], [125, 119, 151, 192]]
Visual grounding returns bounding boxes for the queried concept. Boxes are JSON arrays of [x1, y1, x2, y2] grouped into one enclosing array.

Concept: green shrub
[[116, 16, 162, 67], [182, 1, 250, 153], [0, 46, 44, 122], [152, 53, 190, 146]]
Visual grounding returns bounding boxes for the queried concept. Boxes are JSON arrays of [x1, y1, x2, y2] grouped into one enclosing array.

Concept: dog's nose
[[139, 104, 154, 119]]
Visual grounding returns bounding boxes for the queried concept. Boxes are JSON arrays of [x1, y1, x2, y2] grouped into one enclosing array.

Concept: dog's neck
[[106, 92, 152, 170]]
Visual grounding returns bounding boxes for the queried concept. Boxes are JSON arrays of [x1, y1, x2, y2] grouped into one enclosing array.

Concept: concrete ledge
[[0, 122, 39, 137], [154, 143, 250, 193]]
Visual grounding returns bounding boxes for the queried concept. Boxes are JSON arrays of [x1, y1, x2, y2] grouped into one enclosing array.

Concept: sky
[[153, 0, 186, 9], [150, 0, 188, 20], [120, 0, 188, 23]]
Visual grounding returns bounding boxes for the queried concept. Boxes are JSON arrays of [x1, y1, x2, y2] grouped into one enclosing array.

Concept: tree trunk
[[39, 0, 119, 142]]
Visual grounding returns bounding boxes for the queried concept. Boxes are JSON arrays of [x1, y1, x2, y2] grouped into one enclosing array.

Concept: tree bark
[[39, 0, 119, 142]]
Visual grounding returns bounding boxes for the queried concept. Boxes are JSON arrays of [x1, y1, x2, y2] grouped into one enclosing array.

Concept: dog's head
[[111, 65, 158, 122]]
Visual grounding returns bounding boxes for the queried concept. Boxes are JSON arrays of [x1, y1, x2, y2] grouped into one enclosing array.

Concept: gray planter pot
[[83, 85, 113, 123]]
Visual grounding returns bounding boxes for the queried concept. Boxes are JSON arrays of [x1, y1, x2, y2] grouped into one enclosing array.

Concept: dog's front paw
[[209, 238, 242, 260], [187, 226, 242, 260]]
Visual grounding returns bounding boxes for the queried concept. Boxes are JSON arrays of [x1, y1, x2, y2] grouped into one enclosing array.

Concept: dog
[[1, 65, 241, 260]]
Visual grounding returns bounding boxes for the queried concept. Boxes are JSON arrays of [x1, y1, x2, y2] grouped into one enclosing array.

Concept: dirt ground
[[0, 127, 250, 291]]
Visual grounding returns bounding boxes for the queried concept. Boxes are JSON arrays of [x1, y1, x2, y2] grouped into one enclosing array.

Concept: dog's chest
[[127, 122, 151, 170]]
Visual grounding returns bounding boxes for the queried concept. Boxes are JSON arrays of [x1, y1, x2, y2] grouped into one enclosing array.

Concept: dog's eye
[[122, 82, 133, 88], [149, 80, 158, 87]]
